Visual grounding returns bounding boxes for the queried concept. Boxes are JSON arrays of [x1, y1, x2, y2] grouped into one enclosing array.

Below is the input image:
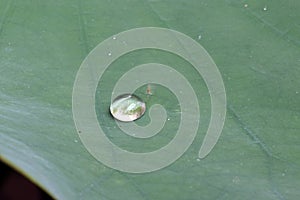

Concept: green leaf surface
[[1, 0, 300, 199]]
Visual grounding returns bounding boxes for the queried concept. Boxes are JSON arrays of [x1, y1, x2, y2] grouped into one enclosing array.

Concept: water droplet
[[108, 52, 112, 56], [263, 6, 267, 11], [112, 36, 116, 40], [244, 4, 248, 8], [110, 94, 146, 122], [232, 176, 240, 184], [167, 118, 170, 121], [5, 46, 13, 52]]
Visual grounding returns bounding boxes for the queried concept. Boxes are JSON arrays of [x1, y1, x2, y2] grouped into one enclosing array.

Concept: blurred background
[[0, 160, 53, 200]]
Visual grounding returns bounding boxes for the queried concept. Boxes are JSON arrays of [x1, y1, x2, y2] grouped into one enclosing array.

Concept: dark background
[[0, 160, 53, 200]]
